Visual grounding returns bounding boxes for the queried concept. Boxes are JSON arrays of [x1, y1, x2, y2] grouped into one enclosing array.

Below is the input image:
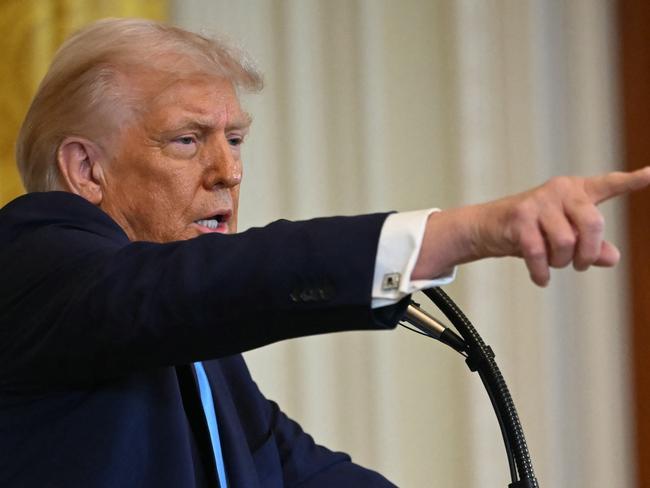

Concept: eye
[[175, 135, 197, 145], [165, 134, 199, 158], [227, 134, 245, 147]]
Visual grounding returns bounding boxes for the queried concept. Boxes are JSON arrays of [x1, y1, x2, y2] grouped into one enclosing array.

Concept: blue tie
[[194, 362, 228, 488]]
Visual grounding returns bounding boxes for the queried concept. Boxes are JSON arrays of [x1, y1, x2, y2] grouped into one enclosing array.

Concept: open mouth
[[194, 212, 231, 232]]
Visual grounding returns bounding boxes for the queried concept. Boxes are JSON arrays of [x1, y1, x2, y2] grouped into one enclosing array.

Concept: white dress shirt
[[372, 209, 456, 308]]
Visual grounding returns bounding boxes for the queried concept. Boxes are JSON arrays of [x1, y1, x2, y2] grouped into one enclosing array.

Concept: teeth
[[196, 219, 220, 229]]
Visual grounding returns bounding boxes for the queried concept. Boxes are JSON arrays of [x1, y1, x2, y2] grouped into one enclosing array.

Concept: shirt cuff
[[371, 209, 456, 309]]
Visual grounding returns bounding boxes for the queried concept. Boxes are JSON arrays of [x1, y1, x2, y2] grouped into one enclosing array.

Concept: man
[[1, 18, 648, 488]]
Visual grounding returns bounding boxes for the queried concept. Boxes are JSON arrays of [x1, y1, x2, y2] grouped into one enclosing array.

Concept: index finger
[[586, 167, 650, 204]]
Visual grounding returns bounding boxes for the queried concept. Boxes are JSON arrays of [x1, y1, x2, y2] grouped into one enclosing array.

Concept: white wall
[[173, 1, 634, 486]]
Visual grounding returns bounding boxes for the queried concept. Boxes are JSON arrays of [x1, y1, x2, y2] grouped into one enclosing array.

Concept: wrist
[[411, 206, 478, 280]]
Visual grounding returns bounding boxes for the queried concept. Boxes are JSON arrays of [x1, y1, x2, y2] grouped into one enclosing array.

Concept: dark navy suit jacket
[[0, 192, 404, 487]]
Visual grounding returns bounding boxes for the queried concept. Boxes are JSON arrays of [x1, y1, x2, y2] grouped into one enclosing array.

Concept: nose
[[205, 135, 242, 190]]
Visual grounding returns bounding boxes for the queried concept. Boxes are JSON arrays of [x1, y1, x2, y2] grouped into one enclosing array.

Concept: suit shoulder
[[0, 191, 128, 245]]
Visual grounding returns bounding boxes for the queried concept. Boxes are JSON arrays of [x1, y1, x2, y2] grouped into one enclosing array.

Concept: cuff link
[[381, 272, 401, 291]]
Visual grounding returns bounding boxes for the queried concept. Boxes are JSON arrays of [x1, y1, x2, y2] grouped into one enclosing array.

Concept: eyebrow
[[167, 111, 253, 133], [228, 111, 253, 131]]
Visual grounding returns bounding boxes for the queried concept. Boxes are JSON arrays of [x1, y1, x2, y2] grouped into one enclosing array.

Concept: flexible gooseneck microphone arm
[[401, 287, 539, 488]]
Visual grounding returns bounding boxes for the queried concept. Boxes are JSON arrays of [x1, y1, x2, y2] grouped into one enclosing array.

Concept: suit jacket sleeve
[[0, 192, 407, 388]]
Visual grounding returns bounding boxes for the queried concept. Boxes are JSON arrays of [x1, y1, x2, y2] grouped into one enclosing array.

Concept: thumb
[[592, 240, 620, 267]]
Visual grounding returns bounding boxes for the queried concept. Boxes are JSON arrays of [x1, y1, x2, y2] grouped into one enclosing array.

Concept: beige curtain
[[1, 2, 631, 487], [174, 1, 633, 487], [0, 0, 167, 206]]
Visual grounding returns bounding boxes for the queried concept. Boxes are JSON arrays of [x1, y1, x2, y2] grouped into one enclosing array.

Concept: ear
[[57, 137, 106, 205]]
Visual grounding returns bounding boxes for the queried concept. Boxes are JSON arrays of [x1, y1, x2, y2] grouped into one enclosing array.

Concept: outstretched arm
[[412, 168, 650, 286]]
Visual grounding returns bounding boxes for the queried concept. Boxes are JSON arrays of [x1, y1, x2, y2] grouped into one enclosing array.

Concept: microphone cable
[[400, 287, 539, 488]]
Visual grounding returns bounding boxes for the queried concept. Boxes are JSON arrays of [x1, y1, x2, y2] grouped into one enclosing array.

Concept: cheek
[[108, 177, 184, 238], [230, 186, 240, 232]]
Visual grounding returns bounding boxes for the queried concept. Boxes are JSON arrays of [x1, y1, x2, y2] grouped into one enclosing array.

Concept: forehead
[[136, 73, 249, 129]]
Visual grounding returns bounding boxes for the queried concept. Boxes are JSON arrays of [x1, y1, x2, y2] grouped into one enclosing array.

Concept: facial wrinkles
[[102, 75, 247, 242]]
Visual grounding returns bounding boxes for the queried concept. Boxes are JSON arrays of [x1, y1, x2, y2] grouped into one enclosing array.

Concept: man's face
[[99, 75, 251, 242]]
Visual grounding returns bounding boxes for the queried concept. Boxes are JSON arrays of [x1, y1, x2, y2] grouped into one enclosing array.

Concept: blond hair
[[16, 18, 263, 192]]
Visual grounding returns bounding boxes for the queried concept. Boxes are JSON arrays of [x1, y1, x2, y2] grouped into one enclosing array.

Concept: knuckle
[[584, 214, 605, 234], [554, 233, 576, 251], [547, 176, 572, 192], [523, 242, 545, 261], [511, 200, 534, 224]]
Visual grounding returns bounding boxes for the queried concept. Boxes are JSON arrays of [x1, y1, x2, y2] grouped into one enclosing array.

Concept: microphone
[[404, 301, 467, 354]]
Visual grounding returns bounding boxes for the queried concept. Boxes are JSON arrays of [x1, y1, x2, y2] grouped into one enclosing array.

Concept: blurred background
[[1, 1, 648, 487]]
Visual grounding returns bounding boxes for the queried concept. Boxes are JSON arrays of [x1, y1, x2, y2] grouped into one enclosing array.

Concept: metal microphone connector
[[404, 302, 468, 354]]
